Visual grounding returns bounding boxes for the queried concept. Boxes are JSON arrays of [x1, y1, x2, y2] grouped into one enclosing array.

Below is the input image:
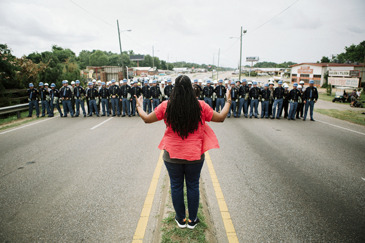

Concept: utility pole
[[212, 53, 215, 79], [239, 26, 243, 81], [152, 45, 154, 71], [117, 20, 125, 79], [217, 48, 220, 80]]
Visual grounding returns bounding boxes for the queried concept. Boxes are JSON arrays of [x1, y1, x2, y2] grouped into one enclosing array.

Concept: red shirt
[[155, 100, 219, 161]]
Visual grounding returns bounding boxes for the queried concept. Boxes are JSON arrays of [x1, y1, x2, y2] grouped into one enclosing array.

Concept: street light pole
[[217, 48, 220, 80], [239, 26, 242, 81], [116, 20, 131, 80]]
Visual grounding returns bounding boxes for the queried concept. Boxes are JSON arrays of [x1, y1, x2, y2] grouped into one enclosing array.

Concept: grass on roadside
[[315, 108, 365, 126], [161, 185, 208, 243]]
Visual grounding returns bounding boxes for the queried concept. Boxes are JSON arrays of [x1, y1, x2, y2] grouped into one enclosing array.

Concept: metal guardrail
[[0, 102, 40, 118]]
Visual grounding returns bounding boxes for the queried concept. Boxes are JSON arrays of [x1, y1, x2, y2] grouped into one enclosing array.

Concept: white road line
[[90, 117, 113, 130], [0, 116, 57, 135], [316, 120, 365, 136]]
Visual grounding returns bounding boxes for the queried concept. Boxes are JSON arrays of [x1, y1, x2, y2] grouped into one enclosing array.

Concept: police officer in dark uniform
[[272, 81, 285, 119], [109, 79, 120, 116], [214, 79, 226, 112], [86, 82, 99, 117], [119, 79, 131, 117], [130, 81, 142, 116], [74, 80, 86, 117], [164, 79, 174, 100], [303, 80, 318, 121], [150, 80, 161, 110], [228, 81, 239, 118], [249, 81, 260, 118], [238, 79, 249, 118], [288, 83, 301, 120], [99, 82, 110, 116], [296, 85, 303, 119], [142, 80, 152, 114], [49, 83, 63, 117], [38, 82, 50, 117], [260, 83, 270, 119], [203, 80, 214, 108], [268, 81, 274, 117], [27, 83, 39, 117], [59, 80, 74, 117], [282, 84, 290, 118]]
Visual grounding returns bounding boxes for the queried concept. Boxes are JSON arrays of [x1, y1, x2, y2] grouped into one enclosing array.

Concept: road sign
[[246, 56, 259, 62], [130, 55, 145, 61]]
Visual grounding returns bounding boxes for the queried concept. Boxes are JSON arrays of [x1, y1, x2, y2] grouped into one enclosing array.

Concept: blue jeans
[[101, 98, 110, 115], [238, 98, 248, 117], [50, 100, 63, 116], [304, 100, 315, 120], [122, 98, 130, 115], [288, 101, 298, 119], [41, 100, 50, 116], [152, 98, 160, 110], [250, 99, 258, 117], [62, 100, 74, 116], [216, 98, 225, 112], [131, 98, 137, 115], [272, 98, 283, 118], [75, 98, 86, 116], [143, 98, 152, 114], [204, 97, 213, 108], [164, 160, 204, 221], [28, 100, 39, 117], [88, 99, 99, 116], [261, 100, 269, 118], [111, 98, 120, 115], [228, 100, 237, 117]]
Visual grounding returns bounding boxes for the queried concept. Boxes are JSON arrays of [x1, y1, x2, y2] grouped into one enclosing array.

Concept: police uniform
[[203, 81, 214, 108], [109, 80, 120, 116], [130, 83, 142, 116], [142, 82, 152, 114], [74, 82, 86, 117], [282, 86, 290, 118], [59, 82, 74, 117], [99, 85, 110, 116], [150, 81, 161, 110], [86, 84, 99, 116], [228, 82, 239, 118], [214, 81, 226, 112], [27, 84, 39, 117], [164, 83, 174, 100], [49, 84, 63, 117], [268, 85, 274, 117], [159, 84, 166, 102], [249, 83, 260, 118], [38, 84, 50, 117], [119, 80, 131, 117], [238, 81, 249, 117], [288, 84, 301, 120], [261, 85, 270, 118], [272, 82, 285, 119], [303, 81, 318, 121], [296, 88, 303, 119]]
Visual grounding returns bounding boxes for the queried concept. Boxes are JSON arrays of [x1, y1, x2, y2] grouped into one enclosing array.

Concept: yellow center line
[[132, 150, 163, 243], [205, 152, 239, 243]]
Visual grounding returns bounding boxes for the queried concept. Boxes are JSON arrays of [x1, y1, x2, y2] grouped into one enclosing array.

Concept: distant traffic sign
[[130, 55, 145, 61], [246, 56, 259, 62]]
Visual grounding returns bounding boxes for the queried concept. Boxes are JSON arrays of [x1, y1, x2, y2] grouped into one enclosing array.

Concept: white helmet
[[191, 80, 194, 84], [299, 81, 305, 85], [44, 83, 49, 86], [298, 85, 302, 89], [224, 80, 228, 84], [161, 81, 165, 84], [213, 80, 218, 84], [71, 81, 75, 85], [149, 80, 153, 84], [198, 79, 202, 83], [284, 83, 289, 88], [268, 81, 274, 85], [97, 80, 101, 83], [92, 79, 96, 83], [248, 81, 252, 85]]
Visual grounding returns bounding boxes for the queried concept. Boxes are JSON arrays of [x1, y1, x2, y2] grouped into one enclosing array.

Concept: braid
[[165, 75, 203, 139]]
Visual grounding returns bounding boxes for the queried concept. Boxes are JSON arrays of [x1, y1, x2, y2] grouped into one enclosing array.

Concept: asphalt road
[[1, 99, 365, 242]]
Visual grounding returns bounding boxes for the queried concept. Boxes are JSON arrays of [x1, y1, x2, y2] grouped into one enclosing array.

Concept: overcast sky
[[1, 0, 364, 68]]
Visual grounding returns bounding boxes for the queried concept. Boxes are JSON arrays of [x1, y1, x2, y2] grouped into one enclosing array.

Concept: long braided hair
[[165, 75, 203, 140]]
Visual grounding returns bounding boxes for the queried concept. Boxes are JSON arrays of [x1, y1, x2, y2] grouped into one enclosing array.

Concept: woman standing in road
[[134, 75, 231, 229]]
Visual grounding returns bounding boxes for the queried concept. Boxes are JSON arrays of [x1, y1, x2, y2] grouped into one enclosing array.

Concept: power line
[[249, 0, 300, 33], [69, 0, 115, 28], [221, 38, 239, 54]]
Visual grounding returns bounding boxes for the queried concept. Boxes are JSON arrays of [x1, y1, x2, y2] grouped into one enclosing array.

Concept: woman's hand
[[226, 88, 231, 101], [135, 95, 143, 107]]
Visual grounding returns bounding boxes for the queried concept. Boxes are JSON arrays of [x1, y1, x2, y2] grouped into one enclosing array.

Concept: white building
[[290, 63, 364, 87]]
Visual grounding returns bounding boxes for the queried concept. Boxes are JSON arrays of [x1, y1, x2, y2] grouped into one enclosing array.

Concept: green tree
[[320, 56, 330, 63], [89, 50, 109, 66], [78, 50, 91, 69], [337, 41, 365, 63], [167, 63, 174, 70]]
